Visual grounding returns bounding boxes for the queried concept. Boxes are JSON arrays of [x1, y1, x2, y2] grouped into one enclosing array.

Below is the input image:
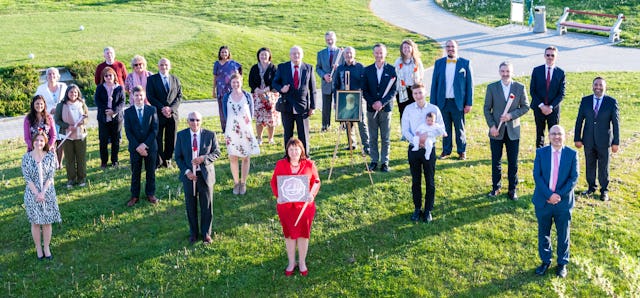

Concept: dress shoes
[[380, 163, 389, 172], [300, 269, 308, 276], [147, 195, 158, 204], [508, 190, 518, 201], [367, 162, 378, 171], [111, 162, 119, 168], [203, 235, 212, 244], [343, 145, 357, 151], [363, 147, 370, 156], [600, 192, 610, 201], [535, 262, 551, 275], [410, 209, 422, 221], [488, 189, 501, 197], [44, 254, 53, 261], [127, 197, 139, 207], [284, 265, 297, 277], [189, 236, 198, 245], [458, 152, 467, 160], [423, 211, 433, 223], [581, 189, 596, 196], [438, 153, 450, 160], [556, 264, 567, 278]]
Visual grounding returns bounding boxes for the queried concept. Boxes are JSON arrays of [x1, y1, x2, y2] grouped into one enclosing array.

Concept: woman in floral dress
[[222, 74, 260, 195], [213, 45, 242, 133], [248, 47, 280, 145], [22, 131, 61, 260]]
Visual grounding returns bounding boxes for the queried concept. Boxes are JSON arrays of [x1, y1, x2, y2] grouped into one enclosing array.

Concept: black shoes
[[508, 190, 518, 201], [410, 210, 432, 222], [581, 189, 596, 196], [380, 163, 389, 172], [423, 211, 432, 223], [600, 191, 610, 201], [488, 189, 500, 197], [556, 264, 567, 278], [535, 262, 551, 275], [410, 209, 422, 221], [367, 162, 378, 171]]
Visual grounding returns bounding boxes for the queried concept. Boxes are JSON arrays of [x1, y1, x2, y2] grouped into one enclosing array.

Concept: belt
[[446, 98, 455, 100]]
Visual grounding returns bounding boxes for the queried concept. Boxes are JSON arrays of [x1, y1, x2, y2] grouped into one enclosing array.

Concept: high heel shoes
[[299, 269, 308, 276], [284, 265, 297, 277]]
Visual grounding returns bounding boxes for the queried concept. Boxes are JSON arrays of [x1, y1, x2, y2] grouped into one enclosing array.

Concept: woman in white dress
[[222, 73, 260, 195], [35, 67, 67, 168]]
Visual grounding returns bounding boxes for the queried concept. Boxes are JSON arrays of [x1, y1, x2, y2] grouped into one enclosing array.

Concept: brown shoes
[[147, 195, 158, 204], [458, 152, 467, 160], [203, 235, 212, 244], [127, 197, 139, 207]]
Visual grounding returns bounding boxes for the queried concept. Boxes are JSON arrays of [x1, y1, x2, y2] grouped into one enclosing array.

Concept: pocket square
[[459, 68, 466, 76]]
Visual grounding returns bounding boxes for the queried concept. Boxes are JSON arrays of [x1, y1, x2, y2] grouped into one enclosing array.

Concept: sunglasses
[[188, 119, 201, 122], [133, 63, 144, 67], [545, 54, 555, 57]]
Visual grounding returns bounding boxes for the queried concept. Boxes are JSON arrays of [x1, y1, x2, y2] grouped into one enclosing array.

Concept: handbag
[[275, 97, 285, 112]]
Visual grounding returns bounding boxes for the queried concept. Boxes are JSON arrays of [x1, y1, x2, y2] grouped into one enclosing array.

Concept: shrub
[[0, 65, 39, 117]]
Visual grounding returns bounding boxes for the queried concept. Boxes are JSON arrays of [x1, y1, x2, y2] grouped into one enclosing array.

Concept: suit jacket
[[532, 146, 579, 210], [529, 65, 566, 109], [362, 62, 397, 113], [124, 105, 158, 153], [483, 80, 530, 140], [316, 47, 341, 94], [94, 84, 125, 124], [174, 128, 221, 186], [574, 95, 620, 148], [272, 61, 316, 115], [430, 57, 473, 111], [146, 73, 182, 122]]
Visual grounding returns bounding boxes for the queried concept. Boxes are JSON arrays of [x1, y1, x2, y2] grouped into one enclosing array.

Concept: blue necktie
[[138, 108, 143, 125]]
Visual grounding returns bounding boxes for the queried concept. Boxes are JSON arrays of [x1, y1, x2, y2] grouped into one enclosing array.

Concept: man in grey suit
[[574, 77, 620, 201], [483, 61, 530, 200], [175, 112, 221, 245], [532, 125, 578, 278], [147, 58, 182, 168], [430, 40, 473, 160], [316, 31, 341, 132]]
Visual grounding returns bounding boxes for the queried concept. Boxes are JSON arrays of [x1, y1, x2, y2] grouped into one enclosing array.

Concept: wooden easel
[[327, 71, 373, 185]]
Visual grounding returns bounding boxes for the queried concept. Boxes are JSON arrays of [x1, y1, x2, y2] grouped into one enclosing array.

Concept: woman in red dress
[[270, 138, 320, 277]]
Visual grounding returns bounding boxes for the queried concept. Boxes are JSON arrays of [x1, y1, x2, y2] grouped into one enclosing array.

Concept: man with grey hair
[[94, 46, 128, 86], [272, 46, 317, 155], [316, 31, 341, 132]]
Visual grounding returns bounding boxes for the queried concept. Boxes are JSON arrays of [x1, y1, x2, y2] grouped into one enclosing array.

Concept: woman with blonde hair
[[394, 39, 425, 129]]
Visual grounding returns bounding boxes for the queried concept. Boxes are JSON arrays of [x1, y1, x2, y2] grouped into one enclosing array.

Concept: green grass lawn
[[436, 0, 640, 47], [1, 72, 639, 296]]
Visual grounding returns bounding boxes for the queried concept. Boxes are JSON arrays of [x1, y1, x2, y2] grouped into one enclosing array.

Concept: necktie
[[551, 150, 560, 192], [163, 76, 169, 92], [293, 65, 300, 89], [545, 67, 551, 105], [138, 108, 143, 125], [329, 50, 334, 65], [447, 59, 457, 63], [594, 97, 602, 117], [192, 133, 197, 152]]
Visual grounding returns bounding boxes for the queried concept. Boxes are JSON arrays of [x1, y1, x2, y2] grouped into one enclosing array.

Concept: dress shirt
[[375, 63, 385, 84], [401, 102, 444, 143], [593, 95, 603, 110], [501, 80, 512, 102], [445, 58, 456, 98], [549, 146, 563, 190]]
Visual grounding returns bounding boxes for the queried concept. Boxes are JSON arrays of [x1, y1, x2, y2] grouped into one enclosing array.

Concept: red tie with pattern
[[551, 150, 559, 192], [293, 65, 300, 89], [545, 67, 550, 105]]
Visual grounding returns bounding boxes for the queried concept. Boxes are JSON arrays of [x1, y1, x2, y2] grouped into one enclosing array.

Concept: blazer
[[532, 146, 579, 210], [529, 65, 566, 109], [146, 73, 182, 122], [272, 61, 317, 115], [316, 47, 341, 94], [362, 62, 397, 113], [574, 95, 620, 148], [124, 105, 158, 153], [174, 128, 221, 186], [248, 63, 277, 93], [94, 84, 125, 124], [430, 57, 473, 111], [483, 80, 530, 140]]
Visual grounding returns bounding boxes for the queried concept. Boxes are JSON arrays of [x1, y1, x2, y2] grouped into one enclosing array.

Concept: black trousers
[[533, 107, 560, 148], [321, 93, 333, 129], [157, 116, 177, 164], [183, 173, 213, 238], [98, 120, 122, 165], [408, 145, 436, 212], [129, 149, 157, 198], [584, 146, 610, 193], [490, 134, 520, 192], [397, 86, 415, 126], [282, 111, 310, 155]]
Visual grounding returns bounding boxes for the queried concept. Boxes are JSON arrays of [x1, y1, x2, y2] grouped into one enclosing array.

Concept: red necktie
[[192, 133, 197, 152], [293, 65, 300, 89], [551, 150, 559, 192], [545, 67, 551, 105]]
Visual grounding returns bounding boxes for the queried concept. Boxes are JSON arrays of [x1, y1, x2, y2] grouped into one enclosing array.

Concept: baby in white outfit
[[412, 112, 447, 160]]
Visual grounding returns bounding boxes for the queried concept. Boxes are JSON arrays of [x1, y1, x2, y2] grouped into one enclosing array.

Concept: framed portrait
[[276, 175, 310, 204], [335, 90, 362, 122]]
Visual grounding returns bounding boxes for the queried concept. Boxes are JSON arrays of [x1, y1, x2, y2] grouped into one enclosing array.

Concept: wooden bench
[[556, 7, 625, 43]]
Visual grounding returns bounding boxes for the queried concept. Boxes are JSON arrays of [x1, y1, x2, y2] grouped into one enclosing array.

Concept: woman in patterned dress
[[23, 95, 56, 152], [22, 131, 61, 260], [213, 45, 242, 133], [248, 47, 280, 145], [222, 74, 260, 195]]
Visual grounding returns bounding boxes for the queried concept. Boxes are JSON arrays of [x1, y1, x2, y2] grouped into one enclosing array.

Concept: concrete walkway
[[370, 0, 640, 86]]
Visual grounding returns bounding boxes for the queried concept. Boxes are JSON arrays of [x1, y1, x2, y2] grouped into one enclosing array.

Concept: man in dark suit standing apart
[[483, 61, 530, 200], [124, 86, 159, 207], [430, 40, 473, 160], [147, 58, 182, 168], [363, 43, 397, 172], [574, 77, 620, 201], [272, 46, 317, 155], [175, 112, 221, 244], [317, 31, 341, 132], [530, 46, 566, 148], [532, 125, 578, 278]]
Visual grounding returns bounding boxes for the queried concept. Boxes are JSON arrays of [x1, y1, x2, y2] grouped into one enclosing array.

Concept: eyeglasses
[[549, 132, 564, 136], [188, 119, 201, 122], [133, 63, 143, 67], [545, 54, 555, 57]]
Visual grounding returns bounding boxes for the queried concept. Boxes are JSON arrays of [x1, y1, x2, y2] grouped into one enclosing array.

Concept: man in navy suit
[[147, 58, 182, 168], [574, 77, 620, 201], [124, 86, 159, 207], [430, 40, 473, 160], [316, 31, 341, 132], [175, 112, 221, 244], [532, 125, 578, 278], [272, 46, 317, 155], [530, 46, 566, 148], [362, 43, 397, 172]]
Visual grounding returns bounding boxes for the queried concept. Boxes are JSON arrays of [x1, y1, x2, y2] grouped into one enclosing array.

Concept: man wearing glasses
[[530, 46, 566, 148], [175, 112, 221, 245]]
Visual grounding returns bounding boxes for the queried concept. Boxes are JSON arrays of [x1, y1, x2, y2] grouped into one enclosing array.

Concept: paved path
[[370, 0, 640, 86]]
